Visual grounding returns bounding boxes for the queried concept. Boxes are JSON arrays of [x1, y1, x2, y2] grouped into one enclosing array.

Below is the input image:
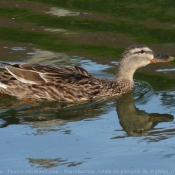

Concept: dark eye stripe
[[133, 50, 152, 55]]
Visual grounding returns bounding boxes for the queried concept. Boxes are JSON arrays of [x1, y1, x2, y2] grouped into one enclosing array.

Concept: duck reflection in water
[[116, 91, 174, 136], [0, 91, 173, 137]]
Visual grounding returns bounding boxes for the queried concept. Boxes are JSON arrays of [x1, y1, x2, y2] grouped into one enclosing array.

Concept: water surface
[[0, 0, 175, 174]]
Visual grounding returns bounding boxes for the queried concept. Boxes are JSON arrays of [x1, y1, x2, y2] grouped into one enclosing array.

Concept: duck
[[0, 45, 173, 103]]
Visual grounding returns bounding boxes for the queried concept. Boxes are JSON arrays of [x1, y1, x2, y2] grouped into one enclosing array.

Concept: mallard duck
[[0, 45, 173, 102]]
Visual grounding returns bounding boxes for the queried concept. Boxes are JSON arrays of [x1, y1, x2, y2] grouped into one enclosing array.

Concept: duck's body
[[0, 64, 133, 102], [0, 45, 173, 102]]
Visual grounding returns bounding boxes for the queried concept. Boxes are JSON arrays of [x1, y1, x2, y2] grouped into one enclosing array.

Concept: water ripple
[[134, 80, 154, 102], [10, 47, 26, 51]]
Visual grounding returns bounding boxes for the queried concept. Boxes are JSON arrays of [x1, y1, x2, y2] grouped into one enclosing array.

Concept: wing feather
[[4, 63, 91, 85], [5, 66, 44, 84]]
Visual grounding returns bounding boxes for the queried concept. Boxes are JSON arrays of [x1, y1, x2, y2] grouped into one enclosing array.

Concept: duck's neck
[[115, 63, 136, 82]]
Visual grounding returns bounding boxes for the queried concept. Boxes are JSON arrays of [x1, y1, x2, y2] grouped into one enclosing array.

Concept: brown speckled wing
[[4, 64, 91, 85]]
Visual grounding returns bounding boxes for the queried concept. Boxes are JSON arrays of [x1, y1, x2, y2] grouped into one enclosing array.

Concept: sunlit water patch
[[44, 28, 77, 35], [10, 47, 26, 51], [80, 59, 112, 77], [47, 7, 79, 17], [156, 68, 175, 72]]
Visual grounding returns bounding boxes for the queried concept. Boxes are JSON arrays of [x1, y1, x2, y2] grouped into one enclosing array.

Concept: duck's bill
[[151, 53, 174, 63]]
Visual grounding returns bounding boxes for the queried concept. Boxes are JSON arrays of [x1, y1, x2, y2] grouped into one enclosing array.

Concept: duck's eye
[[140, 50, 144, 54]]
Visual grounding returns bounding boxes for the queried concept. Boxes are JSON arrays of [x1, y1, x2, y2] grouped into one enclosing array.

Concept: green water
[[0, 0, 175, 174]]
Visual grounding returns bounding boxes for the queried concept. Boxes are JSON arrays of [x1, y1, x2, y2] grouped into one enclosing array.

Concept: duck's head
[[116, 45, 174, 80]]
